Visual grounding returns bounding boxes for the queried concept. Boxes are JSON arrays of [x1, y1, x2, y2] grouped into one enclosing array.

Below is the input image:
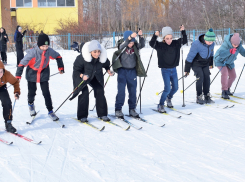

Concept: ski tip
[[178, 116, 182, 119], [138, 127, 143, 130], [37, 141, 42, 145], [9, 142, 13, 145], [188, 113, 192, 115], [26, 122, 31, 125], [100, 126, 105, 131], [61, 125, 65, 128], [161, 124, 166, 127], [125, 126, 130, 131]]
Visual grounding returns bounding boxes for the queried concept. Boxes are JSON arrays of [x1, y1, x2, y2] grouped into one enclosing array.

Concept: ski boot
[[157, 104, 166, 113], [204, 93, 215, 104], [222, 90, 230, 99], [129, 109, 139, 118], [100, 116, 110, 122], [115, 110, 124, 119], [28, 103, 37, 116], [166, 97, 173, 108], [227, 88, 233, 96], [5, 120, 17, 133], [48, 111, 59, 121], [196, 95, 205, 105], [80, 118, 88, 123]]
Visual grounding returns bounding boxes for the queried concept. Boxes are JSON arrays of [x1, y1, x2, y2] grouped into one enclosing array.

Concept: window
[[57, 0, 65, 6], [16, 0, 32, 7], [47, 0, 56, 6], [38, 0, 75, 7], [66, 0, 75, 6], [38, 0, 46, 7]]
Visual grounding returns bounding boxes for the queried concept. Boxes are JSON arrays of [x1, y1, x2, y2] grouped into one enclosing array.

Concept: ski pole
[[180, 77, 200, 93], [210, 56, 231, 85], [50, 72, 60, 77], [156, 75, 186, 96], [90, 75, 111, 111], [210, 64, 225, 85], [54, 80, 85, 113], [12, 99, 16, 114], [136, 33, 157, 106], [180, 26, 186, 107], [233, 63, 245, 94]]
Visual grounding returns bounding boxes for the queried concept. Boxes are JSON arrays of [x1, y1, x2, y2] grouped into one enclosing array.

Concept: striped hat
[[204, 28, 216, 42]]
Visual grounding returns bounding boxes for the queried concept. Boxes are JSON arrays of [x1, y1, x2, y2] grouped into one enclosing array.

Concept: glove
[[184, 72, 189, 77], [15, 93, 19, 99], [230, 48, 237, 54]]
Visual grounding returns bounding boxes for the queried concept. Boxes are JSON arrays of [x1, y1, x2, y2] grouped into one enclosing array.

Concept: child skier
[[149, 25, 187, 112], [14, 26, 26, 66], [16, 33, 64, 121], [185, 28, 216, 104], [0, 61, 20, 133], [69, 40, 114, 122], [214, 33, 245, 99], [112, 30, 146, 118]]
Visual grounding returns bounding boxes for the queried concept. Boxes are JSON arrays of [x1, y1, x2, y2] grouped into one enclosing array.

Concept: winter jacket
[[0, 61, 20, 95], [16, 46, 64, 83], [214, 34, 245, 70], [185, 34, 214, 72], [69, 41, 110, 100], [0, 28, 9, 52], [118, 36, 145, 69], [149, 30, 187, 68], [15, 26, 26, 50], [112, 38, 147, 77]]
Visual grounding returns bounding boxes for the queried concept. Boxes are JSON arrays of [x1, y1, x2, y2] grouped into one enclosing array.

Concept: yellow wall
[[16, 0, 78, 34]]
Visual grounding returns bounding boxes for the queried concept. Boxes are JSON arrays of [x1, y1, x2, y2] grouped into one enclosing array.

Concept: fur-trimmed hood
[[81, 41, 107, 63]]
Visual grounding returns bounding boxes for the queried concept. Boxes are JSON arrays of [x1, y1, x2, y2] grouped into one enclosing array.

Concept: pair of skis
[[73, 114, 165, 131], [0, 130, 42, 145], [27, 111, 65, 128], [151, 106, 192, 119]]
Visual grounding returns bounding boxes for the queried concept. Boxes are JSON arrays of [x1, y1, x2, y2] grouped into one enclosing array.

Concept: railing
[[6, 28, 245, 52]]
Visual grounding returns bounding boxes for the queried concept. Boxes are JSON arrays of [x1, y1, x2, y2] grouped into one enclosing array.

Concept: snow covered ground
[[1, 45, 245, 182]]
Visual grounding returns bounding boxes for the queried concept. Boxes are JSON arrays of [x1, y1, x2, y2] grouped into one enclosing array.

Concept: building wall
[[0, 0, 14, 34], [11, 0, 79, 34]]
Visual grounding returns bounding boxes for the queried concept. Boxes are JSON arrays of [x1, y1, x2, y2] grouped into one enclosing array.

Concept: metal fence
[[6, 28, 245, 52]]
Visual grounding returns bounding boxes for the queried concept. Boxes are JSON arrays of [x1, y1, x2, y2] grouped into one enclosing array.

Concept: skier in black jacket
[[70, 40, 114, 122], [14, 26, 26, 66], [149, 25, 187, 112], [0, 27, 9, 65]]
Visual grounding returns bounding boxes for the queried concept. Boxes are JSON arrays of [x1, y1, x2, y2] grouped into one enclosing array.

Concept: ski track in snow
[[0, 46, 245, 181]]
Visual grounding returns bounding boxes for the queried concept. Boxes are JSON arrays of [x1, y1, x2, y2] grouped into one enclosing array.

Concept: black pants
[[192, 65, 210, 96], [0, 85, 12, 122], [1, 52, 7, 63], [28, 81, 53, 112], [16, 48, 24, 66], [77, 77, 108, 119]]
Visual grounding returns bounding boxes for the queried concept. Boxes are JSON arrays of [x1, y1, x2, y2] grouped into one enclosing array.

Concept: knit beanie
[[37, 33, 50, 47], [204, 28, 216, 41], [18, 26, 22, 31], [88, 40, 101, 52], [161, 26, 173, 38], [123, 30, 135, 42], [231, 33, 240, 45]]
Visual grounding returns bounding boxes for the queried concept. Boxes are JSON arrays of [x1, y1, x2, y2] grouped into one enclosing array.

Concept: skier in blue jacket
[[184, 28, 216, 104]]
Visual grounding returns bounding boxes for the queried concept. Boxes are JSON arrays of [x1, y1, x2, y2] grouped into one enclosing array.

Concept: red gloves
[[230, 48, 237, 54]]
